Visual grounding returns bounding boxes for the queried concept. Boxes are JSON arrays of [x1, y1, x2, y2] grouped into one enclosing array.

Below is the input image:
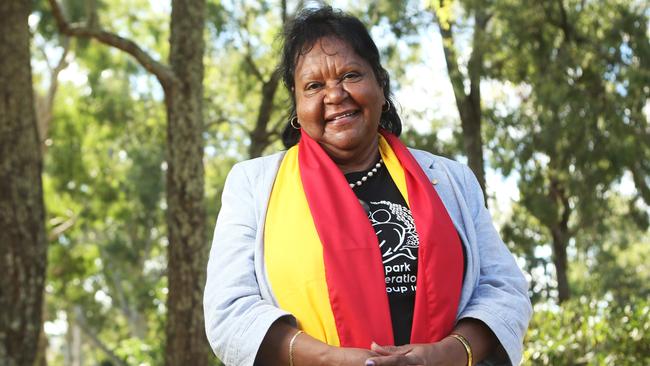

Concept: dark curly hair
[[279, 6, 402, 148]]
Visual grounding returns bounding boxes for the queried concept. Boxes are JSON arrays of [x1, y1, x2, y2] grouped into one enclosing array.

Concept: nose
[[323, 83, 348, 105]]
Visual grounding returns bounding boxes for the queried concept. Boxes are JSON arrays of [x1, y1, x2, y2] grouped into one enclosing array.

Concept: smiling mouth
[[326, 110, 360, 122]]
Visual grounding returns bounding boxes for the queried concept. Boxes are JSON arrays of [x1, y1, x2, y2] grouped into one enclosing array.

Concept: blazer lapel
[[412, 151, 468, 247]]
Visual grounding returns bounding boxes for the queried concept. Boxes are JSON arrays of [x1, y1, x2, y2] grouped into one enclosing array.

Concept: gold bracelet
[[288, 330, 304, 366], [449, 333, 473, 366]]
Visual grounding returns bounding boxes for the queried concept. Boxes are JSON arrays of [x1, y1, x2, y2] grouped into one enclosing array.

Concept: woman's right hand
[[259, 320, 380, 366], [324, 346, 379, 366]]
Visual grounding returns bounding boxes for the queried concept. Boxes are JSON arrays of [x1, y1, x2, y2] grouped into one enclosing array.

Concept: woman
[[204, 6, 531, 366]]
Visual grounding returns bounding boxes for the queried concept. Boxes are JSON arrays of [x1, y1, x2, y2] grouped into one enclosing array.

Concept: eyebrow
[[298, 61, 365, 81]]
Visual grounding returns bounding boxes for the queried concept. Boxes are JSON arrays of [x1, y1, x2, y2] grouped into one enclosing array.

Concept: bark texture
[[0, 1, 48, 365], [164, 0, 209, 365]]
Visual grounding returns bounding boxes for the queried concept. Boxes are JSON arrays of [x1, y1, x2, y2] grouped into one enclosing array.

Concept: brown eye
[[305, 82, 322, 91], [343, 72, 361, 80]]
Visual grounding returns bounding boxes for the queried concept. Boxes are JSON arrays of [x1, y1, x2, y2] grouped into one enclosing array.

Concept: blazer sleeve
[[457, 165, 533, 366], [203, 162, 292, 366]]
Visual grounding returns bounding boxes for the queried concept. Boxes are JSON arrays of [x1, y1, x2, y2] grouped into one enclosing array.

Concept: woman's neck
[[329, 137, 380, 174]]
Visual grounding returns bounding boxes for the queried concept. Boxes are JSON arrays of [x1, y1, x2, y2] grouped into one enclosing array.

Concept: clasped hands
[[334, 339, 465, 366]]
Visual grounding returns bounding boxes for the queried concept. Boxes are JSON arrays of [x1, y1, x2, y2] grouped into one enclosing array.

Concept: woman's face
[[294, 37, 385, 166]]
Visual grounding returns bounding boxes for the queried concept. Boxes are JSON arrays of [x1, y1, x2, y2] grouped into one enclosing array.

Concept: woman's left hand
[[365, 339, 466, 366]]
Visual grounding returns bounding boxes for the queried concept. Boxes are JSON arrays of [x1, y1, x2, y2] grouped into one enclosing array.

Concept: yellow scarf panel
[[264, 145, 340, 345], [264, 135, 408, 345]]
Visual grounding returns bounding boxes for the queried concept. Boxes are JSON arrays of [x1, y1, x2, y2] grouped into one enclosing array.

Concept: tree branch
[[205, 115, 250, 134], [244, 52, 265, 83], [47, 213, 76, 241], [432, 11, 469, 110], [556, 0, 573, 41], [248, 68, 282, 157], [47, 0, 178, 89], [631, 163, 650, 204], [467, 9, 490, 114], [203, 117, 231, 130], [73, 307, 129, 366], [86, 0, 99, 28], [36, 37, 70, 147], [38, 45, 54, 74], [235, 11, 265, 83], [270, 110, 290, 138], [204, 103, 241, 131], [539, 0, 586, 44]]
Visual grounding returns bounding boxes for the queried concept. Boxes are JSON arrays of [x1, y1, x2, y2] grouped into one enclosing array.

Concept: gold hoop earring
[[382, 100, 391, 113], [290, 116, 301, 130]]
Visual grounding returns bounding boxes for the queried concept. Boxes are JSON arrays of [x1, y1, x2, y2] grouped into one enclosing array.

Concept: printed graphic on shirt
[[368, 200, 419, 295]]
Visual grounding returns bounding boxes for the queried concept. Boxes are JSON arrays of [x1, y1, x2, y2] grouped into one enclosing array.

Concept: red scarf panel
[[298, 130, 463, 347]]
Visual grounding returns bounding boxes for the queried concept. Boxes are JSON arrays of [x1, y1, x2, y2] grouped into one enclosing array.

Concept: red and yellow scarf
[[264, 130, 463, 347]]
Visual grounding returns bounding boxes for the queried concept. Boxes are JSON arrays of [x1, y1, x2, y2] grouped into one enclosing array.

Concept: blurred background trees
[[0, 0, 648, 365]]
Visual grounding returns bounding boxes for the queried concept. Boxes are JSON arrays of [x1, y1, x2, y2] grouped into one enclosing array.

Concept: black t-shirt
[[345, 162, 418, 346]]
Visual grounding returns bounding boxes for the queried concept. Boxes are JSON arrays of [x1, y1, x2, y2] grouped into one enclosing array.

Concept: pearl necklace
[[349, 159, 383, 188]]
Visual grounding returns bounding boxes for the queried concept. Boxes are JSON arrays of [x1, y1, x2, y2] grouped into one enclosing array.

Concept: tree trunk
[[63, 316, 84, 366], [435, 9, 489, 202], [35, 300, 49, 366], [458, 101, 485, 197], [71, 322, 82, 366], [164, 0, 209, 365], [0, 1, 48, 365], [35, 325, 49, 366], [551, 227, 571, 303], [464, 10, 489, 199], [246, 0, 293, 159], [47, 0, 211, 362], [549, 176, 571, 303], [248, 70, 281, 158]]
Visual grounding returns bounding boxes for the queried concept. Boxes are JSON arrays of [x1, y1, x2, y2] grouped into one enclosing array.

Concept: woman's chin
[[320, 134, 378, 165], [323, 120, 372, 142], [321, 132, 365, 152]]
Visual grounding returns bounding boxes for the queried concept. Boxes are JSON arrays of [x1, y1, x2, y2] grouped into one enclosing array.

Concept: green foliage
[[347, 0, 428, 86], [570, 216, 650, 303], [525, 297, 650, 365], [204, 0, 288, 157], [523, 205, 649, 364], [400, 128, 461, 158], [43, 47, 168, 364], [30, 0, 650, 364], [484, 0, 650, 302]]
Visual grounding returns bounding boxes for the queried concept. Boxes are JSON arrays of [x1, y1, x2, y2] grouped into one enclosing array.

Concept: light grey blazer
[[204, 148, 532, 366]]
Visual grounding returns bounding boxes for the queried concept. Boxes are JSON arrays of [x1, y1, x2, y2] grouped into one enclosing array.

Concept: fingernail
[[365, 361, 376, 366]]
